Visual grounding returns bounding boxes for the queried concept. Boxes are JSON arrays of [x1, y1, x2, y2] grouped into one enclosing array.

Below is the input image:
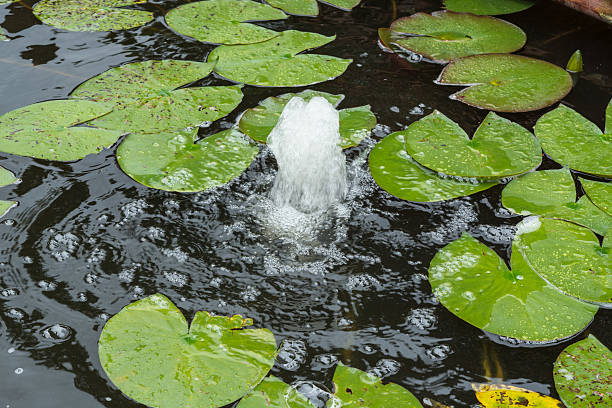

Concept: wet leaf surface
[[207, 30, 352, 87], [444, 0, 535, 15], [437, 54, 572, 112], [554, 335, 612, 408], [535, 99, 612, 177], [389, 11, 526, 63], [236, 376, 315, 407], [0, 166, 18, 218], [266, 0, 318, 16], [476, 389, 564, 407], [166, 0, 287, 45], [428, 229, 597, 342], [99, 293, 277, 408], [581, 178, 612, 216]]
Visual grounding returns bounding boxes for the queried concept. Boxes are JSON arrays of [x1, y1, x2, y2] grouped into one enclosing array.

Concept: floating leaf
[[566, 49, 583, 73], [33, 0, 153, 32], [0, 166, 18, 218], [403, 111, 541, 180], [327, 363, 423, 407], [237, 376, 315, 408], [117, 129, 258, 192], [265, 0, 319, 16], [238, 90, 375, 148], [389, 11, 526, 63], [444, 0, 535, 15], [476, 389, 564, 407], [369, 132, 496, 202], [581, 178, 612, 216], [208, 30, 352, 87], [166, 0, 287, 45], [517, 218, 612, 307], [71, 60, 243, 134], [0, 30, 6, 41], [322, 0, 360, 11], [554, 335, 612, 408], [502, 169, 612, 235], [99, 293, 277, 408], [428, 229, 597, 342], [0, 100, 121, 161], [534, 99, 612, 177], [0, 0, 18, 4], [437, 54, 572, 112]]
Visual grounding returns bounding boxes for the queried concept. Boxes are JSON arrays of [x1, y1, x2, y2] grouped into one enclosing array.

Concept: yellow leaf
[[476, 390, 565, 407]]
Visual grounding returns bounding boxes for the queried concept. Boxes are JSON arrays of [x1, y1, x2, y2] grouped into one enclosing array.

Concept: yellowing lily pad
[[237, 376, 316, 408], [0, 166, 19, 218], [476, 389, 565, 407], [207, 30, 352, 87], [403, 111, 541, 180], [534, 99, 612, 177], [389, 11, 526, 63], [33, 0, 154, 32], [581, 178, 612, 216], [437, 54, 572, 112], [99, 293, 277, 408], [444, 0, 535, 15], [166, 0, 287, 45]]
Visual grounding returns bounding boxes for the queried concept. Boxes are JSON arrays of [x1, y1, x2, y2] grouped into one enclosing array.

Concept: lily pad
[[117, 128, 259, 192], [0, 99, 122, 161], [0, 166, 18, 218], [208, 30, 352, 87], [476, 389, 564, 407], [327, 363, 423, 407], [403, 111, 541, 180], [534, 99, 612, 177], [237, 376, 315, 408], [553, 335, 612, 408], [266, 0, 360, 15], [0, 0, 18, 4], [389, 11, 526, 63], [502, 169, 612, 236], [581, 178, 612, 216], [444, 0, 535, 15], [428, 229, 597, 342], [516, 218, 612, 307], [99, 293, 277, 408], [166, 0, 287, 45], [238, 90, 376, 148], [33, 0, 153, 32], [71, 60, 243, 134], [369, 131, 497, 202], [436, 54, 573, 112]]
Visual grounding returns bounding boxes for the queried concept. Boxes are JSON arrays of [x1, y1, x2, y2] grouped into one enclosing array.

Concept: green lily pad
[[0, 31, 6, 41], [369, 131, 496, 202], [502, 169, 612, 236], [437, 54, 573, 112], [71, 60, 243, 134], [389, 11, 526, 63], [581, 178, 612, 216], [444, 0, 535, 15], [517, 218, 612, 307], [266, 0, 360, 15], [237, 376, 315, 408], [554, 335, 612, 408], [238, 90, 376, 148], [327, 363, 423, 407], [33, 0, 153, 32], [428, 229, 598, 342], [208, 30, 352, 87], [0, 0, 18, 4], [99, 293, 277, 408], [0, 166, 18, 218], [117, 128, 259, 192], [0, 100, 122, 161], [534, 100, 612, 177], [566, 49, 583, 73], [166, 0, 287, 45], [403, 111, 541, 180]]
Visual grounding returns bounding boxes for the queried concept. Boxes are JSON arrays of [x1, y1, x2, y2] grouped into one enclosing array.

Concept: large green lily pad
[[554, 335, 612, 408], [166, 0, 287, 45], [326, 363, 423, 407], [437, 54, 572, 112], [403, 111, 541, 180], [502, 169, 612, 235], [369, 131, 497, 202], [389, 11, 526, 63], [0, 99, 122, 161], [207, 30, 352, 87], [581, 178, 612, 216], [71, 60, 243, 134], [266, 0, 360, 16], [0, 166, 18, 218], [238, 90, 375, 148], [33, 0, 153, 32], [99, 293, 277, 408], [534, 100, 612, 177], [117, 128, 259, 192], [517, 218, 612, 306], [444, 0, 535, 15], [428, 229, 598, 341], [237, 376, 315, 408]]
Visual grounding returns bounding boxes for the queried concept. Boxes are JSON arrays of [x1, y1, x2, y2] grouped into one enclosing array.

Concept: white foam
[[516, 216, 541, 236]]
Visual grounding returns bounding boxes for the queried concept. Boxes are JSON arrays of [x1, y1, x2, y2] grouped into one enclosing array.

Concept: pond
[[0, 0, 611, 407]]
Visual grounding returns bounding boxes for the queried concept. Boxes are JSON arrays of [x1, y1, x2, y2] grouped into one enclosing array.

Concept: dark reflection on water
[[0, 0, 610, 407]]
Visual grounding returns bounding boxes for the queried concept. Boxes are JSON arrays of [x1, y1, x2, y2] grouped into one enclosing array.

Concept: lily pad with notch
[[99, 293, 277, 408], [436, 53, 573, 112], [581, 178, 612, 216], [0, 166, 19, 218], [236, 376, 316, 408], [266, 0, 360, 16], [444, 0, 535, 16]]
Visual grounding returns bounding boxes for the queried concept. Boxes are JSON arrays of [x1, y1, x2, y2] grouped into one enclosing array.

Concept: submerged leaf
[[0, 166, 18, 218], [237, 376, 316, 407], [476, 389, 564, 407], [444, 0, 535, 15], [581, 178, 612, 216]]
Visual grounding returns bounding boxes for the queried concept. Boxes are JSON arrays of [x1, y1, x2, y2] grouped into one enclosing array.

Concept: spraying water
[[268, 96, 347, 213]]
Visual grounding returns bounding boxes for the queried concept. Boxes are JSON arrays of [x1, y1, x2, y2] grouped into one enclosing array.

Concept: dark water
[[0, 1, 611, 407]]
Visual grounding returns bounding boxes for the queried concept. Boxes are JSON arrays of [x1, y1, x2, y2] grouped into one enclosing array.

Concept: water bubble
[[290, 381, 334, 408], [346, 274, 381, 291], [163, 271, 187, 287], [41, 324, 73, 343], [368, 359, 401, 378], [277, 339, 307, 371], [14, 368, 23, 375], [406, 308, 437, 330], [161, 247, 188, 263], [0, 288, 19, 298], [240, 286, 261, 302], [426, 344, 452, 360]]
